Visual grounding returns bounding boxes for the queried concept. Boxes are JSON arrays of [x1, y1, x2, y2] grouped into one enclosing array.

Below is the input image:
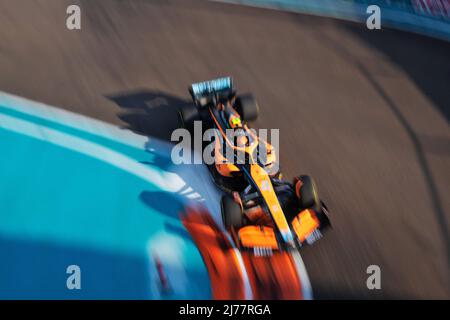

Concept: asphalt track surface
[[0, 0, 449, 299]]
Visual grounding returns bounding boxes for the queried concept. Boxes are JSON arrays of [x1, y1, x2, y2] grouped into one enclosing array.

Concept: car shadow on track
[[139, 190, 197, 243], [107, 88, 220, 211], [139, 190, 184, 220], [106, 89, 193, 142]]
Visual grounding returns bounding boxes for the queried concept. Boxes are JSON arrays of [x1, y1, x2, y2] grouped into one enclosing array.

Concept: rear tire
[[293, 175, 321, 212], [178, 104, 199, 132], [221, 195, 243, 229], [235, 94, 259, 122]]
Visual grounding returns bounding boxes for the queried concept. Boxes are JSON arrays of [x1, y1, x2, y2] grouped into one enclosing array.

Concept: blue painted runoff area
[[0, 92, 211, 299]]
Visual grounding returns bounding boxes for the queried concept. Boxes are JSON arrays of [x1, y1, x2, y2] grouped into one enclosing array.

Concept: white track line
[[0, 91, 149, 150], [0, 113, 186, 193], [291, 249, 313, 300]]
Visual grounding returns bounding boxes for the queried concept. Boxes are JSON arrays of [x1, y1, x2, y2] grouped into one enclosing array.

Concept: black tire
[[178, 104, 199, 132], [221, 195, 243, 229], [293, 175, 321, 212], [235, 94, 259, 122]]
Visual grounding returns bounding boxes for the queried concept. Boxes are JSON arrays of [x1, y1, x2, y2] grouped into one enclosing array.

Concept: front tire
[[235, 94, 259, 122], [178, 104, 199, 132], [221, 195, 243, 229], [293, 175, 321, 212]]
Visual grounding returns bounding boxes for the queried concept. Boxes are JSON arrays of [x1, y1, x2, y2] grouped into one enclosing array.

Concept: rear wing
[[189, 77, 234, 106]]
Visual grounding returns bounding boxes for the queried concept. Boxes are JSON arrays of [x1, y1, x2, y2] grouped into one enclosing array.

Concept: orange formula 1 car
[[179, 77, 330, 253]]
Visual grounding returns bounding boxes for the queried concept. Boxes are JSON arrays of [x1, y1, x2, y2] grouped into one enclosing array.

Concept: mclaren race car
[[179, 77, 330, 253]]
